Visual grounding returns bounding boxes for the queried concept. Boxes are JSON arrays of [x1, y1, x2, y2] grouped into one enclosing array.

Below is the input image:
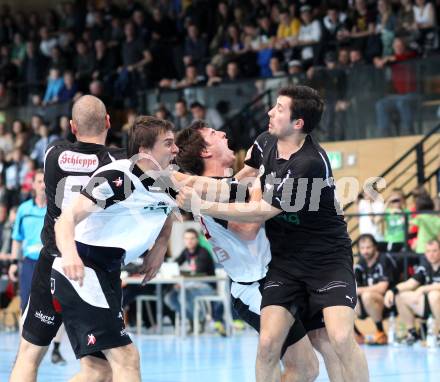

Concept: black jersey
[[354, 253, 397, 288], [41, 140, 126, 256], [412, 258, 440, 285], [245, 132, 351, 264]]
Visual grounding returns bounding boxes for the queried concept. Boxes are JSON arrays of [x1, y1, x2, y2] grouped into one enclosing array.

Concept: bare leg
[[427, 291, 440, 330], [9, 339, 48, 382], [69, 355, 112, 382], [308, 328, 344, 382], [256, 306, 294, 382], [395, 292, 425, 330], [103, 343, 140, 382], [361, 291, 385, 323], [324, 306, 369, 382], [281, 335, 319, 382]]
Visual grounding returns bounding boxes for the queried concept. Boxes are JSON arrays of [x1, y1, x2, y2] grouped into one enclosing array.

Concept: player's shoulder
[[253, 131, 276, 151], [106, 147, 127, 160], [92, 159, 132, 176]]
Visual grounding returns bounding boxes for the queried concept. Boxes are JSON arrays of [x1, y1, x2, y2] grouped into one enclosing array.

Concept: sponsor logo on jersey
[[275, 212, 300, 225], [143, 201, 172, 214], [120, 329, 128, 337], [87, 334, 97, 346], [112, 177, 123, 187], [35, 311, 55, 325], [58, 151, 99, 173]]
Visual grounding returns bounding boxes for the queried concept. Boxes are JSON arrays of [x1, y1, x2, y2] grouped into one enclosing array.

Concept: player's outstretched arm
[[55, 194, 101, 286], [177, 186, 281, 223]]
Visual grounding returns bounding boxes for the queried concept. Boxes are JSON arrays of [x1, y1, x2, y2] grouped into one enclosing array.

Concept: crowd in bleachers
[[0, 0, 439, 111]]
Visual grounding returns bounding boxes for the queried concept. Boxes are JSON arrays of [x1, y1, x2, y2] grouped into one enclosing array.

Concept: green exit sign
[[327, 151, 343, 169]]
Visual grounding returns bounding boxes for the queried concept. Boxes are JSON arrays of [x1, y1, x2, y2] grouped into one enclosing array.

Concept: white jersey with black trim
[[198, 178, 271, 283], [76, 159, 177, 268]]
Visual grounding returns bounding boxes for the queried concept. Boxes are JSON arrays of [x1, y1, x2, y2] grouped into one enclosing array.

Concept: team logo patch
[[87, 334, 97, 346], [50, 278, 55, 294], [259, 164, 265, 176], [112, 177, 123, 187], [58, 151, 99, 173]]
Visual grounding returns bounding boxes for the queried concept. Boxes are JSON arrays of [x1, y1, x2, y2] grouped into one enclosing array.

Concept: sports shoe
[[366, 331, 388, 345], [233, 319, 246, 331], [51, 349, 67, 365], [398, 330, 420, 346], [214, 321, 227, 337]]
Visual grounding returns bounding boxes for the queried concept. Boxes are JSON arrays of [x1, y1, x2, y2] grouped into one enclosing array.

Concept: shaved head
[[71, 95, 107, 136]]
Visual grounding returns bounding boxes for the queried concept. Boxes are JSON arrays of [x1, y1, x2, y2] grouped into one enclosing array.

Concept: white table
[[125, 275, 229, 338]]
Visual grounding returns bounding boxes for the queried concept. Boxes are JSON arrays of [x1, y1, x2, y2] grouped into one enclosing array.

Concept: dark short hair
[[427, 239, 440, 248], [184, 228, 199, 237], [190, 101, 205, 110], [358, 234, 378, 249], [278, 85, 324, 133], [415, 194, 434, 211], [175, 120, 208, 175], [32, 168, 44, 180], [176, 98, 187, 106], [128, 115, 174, 157]]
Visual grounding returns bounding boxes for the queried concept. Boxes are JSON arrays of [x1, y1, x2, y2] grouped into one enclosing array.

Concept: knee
[[428, 291, 440, 307], [257, 333, 282, 365], [328, 328, 354, 355], [283, 362, 319, 382], [85, 366, 112, 382]]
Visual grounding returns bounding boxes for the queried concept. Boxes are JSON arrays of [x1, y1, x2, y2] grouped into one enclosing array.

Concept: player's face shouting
[[151, 130, 179, 169], [199, 127, 235, 167], [267, 96, 294, 137]]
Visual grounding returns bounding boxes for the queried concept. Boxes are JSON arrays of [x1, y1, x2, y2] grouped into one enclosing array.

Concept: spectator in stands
[[53, 115, 74, 142], [0, 82, 13, 109], [338, 47, 350, 68], [190, 101, 224, 130], [410, 194, 440, 254], [275, 7, 300, 49], [358, 186, 386, 248], [375, 0, 397, 57], [11, 120, 29, 154], [48, 46, 68, 73], [224, 61, 241, 82], [396, 0, 416, 36], [132, 9, 149, 43], [321, 5, 349, 49], [292, 5, 322, 65], [58, 70, 80, 103], [349, 46, 365, 66], [269, 56, 286, 77], [42, 68, 64, 106], [174, 99, 192, 131], [10, 33, 26, 67], [164, 228, 217, 332], [384, 239, 440, 345], [4, 148, 27, 209], [39, 26, 58, 58], [375, 37, 418, 135], [21, 41, 46, 100], [382, 189, 410, 252], [184, 24, 208, 72], [205, 63, 222, 87], [354, 234, 397, 345], [160, 64, 203, 89], [413, 0, 438, 51], [0, 123, 13, 156], [287, 59, 303, 77], [0, 45, 19, 85], [220, 24, 245, 57], [21, 158, 36, 199], [74, 40, 95, 89], [243, 21, 270, 52], [30, 124, 58, 167]]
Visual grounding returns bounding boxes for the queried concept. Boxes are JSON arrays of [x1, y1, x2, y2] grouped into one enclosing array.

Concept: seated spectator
[[224, 61, 241, 82], [243, 21, 270, 52], [375, 37, 418, 135], [349, 46, 365, 67], [89, 80, 109, 105], [382, 189, 410, 252], [174, 99, 192, 131], [275, 7, 300, 49], [154, 104, 173, 121], [53, 115, 75, 142], [337, 47, 350, 68], [410, 194, 440, 255], [205, 63, 222, 87], [355, 234, 398, 345], [269, 56, 286, 77], [190, 101, 224, 130], [287, 60, 303, 76], [30, 124, 59, 167], [292, 5, 322, 65], [183, 24, 208, 72], [58, 70, 80, 103], [160, 64, 204, 89], [164, 229, 217, 331], [220, 24, 245, 57], [74, 40, 95, 89], [384, 239, 440, 345], [4, 148, 28, 209], [49, 46, 68, 73], [92, 39, 117, 83], [39, 26, 57, 58], [42, 68, 64, 106]]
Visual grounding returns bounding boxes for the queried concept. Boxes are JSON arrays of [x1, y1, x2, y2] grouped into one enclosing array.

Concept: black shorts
[[22, 252, 63, 346], [261, 257, 357, 319], [51, 257, 131, 359], [231, 279, 324, 358]]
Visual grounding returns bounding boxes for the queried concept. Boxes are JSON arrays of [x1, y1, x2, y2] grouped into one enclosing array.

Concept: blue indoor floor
[[1, 331, 439, 382]]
